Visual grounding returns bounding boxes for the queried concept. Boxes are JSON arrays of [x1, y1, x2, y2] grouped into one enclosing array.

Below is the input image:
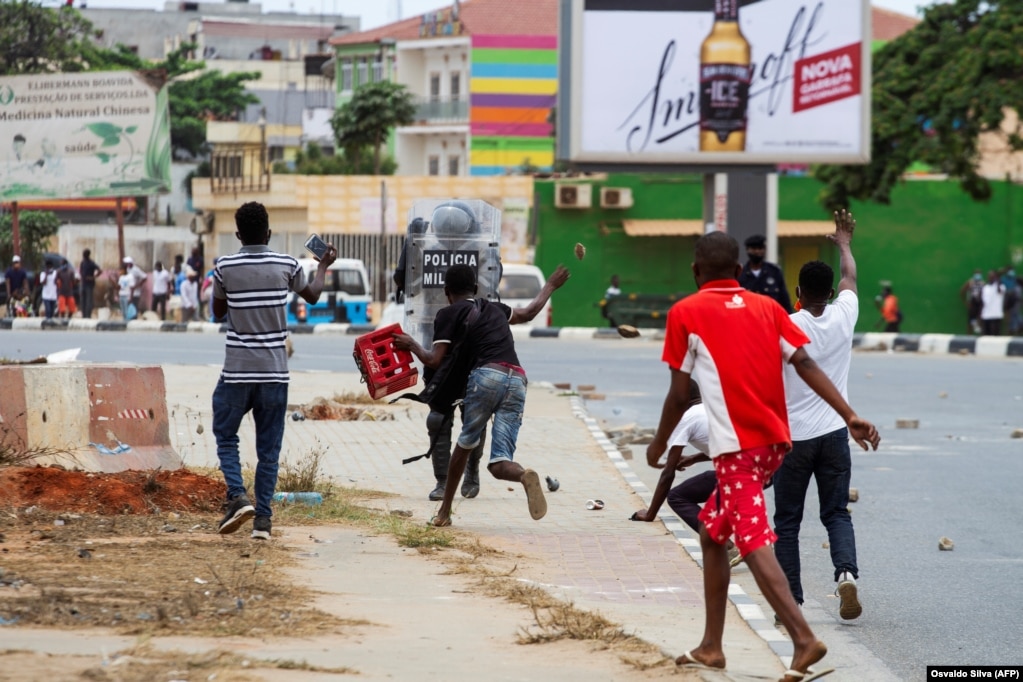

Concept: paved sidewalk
[[162, 365, 788, 680]]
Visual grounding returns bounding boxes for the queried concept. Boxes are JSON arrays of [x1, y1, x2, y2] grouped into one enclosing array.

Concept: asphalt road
[[3, 331, 1022, 679]]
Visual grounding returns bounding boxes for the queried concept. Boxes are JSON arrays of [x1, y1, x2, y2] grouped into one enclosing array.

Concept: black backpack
[[392, 299, 482, 464]]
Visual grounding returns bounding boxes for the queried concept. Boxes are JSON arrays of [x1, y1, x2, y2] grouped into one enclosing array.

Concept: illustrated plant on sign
[[85, 122, 140, 179]]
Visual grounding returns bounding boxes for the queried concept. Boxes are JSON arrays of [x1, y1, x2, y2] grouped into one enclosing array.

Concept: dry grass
[[0, 442, 79, 469], [329, 390, 386, 405], [246, 449, 670, 670], [0, 507, 362, 638], [71, 642, 357, 680]]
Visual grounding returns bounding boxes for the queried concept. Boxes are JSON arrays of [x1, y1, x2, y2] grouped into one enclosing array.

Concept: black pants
[[152, 293, 168, 320], [982, 318, 1002, 336], [81, 285, 95, 319], [666, 470, 717, 534], [427, 409, 485, 484]]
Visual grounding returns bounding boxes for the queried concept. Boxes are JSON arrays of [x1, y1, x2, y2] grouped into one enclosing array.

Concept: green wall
[[534, 175, 703, 328], [782, 177, 1023, 334], [535, 174, 1023, 333]]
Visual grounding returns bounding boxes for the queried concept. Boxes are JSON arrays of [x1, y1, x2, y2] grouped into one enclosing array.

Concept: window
[[499, 275, 542, 300], [340, 60, 352, 92], [429, 73, 441, 102], [428, 156, 440, 176], [372, 59, 383, 82], [448, 155, 460, 176], [357, 58, 368, 86], [450, 72, 461, 99], [326, 269, 367, 295]]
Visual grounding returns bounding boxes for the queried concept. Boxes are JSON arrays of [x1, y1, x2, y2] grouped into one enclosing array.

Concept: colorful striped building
[[470, 33, 557, 176], [329, 0, 558, 178]]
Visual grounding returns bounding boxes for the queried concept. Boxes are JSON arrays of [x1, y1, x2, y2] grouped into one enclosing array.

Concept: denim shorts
[[456, 366, 527, 464]]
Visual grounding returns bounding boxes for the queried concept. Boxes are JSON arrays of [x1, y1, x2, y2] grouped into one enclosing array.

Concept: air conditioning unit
[[555, 183, 592, 209], [189, 213, 214, 235], [600, 187, 634, 209]]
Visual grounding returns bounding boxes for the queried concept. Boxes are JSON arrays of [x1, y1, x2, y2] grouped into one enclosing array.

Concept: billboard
[[558, 0, 871, 167], [0, 70, 172, 201]]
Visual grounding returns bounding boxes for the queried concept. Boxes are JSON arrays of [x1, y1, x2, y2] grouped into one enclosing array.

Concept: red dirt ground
[[0, 466, 226, 514]]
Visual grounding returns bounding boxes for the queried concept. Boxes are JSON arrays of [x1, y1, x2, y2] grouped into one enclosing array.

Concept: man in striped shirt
[[211, 202, 336, 540]]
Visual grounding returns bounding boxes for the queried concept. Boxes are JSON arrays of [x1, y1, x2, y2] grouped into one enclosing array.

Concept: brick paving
[[164, 365, 784, 674]]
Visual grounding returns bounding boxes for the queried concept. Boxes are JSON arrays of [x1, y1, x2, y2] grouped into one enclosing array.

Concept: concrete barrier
[[0, 364, 182, 473]]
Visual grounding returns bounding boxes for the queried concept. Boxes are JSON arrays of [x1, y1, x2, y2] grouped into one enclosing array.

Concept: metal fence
[[323, 232, 405, 303]]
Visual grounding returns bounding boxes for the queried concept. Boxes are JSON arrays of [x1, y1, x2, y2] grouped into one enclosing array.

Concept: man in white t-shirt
[[123, 257, 148, 314], [775, 209, 863, 622], [980, 270, 1005, 336], [631, 385, 743, 568], [150, 261, 172, 321]]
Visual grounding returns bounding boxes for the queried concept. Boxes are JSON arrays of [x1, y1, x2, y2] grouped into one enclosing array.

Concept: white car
[[379, 262, 551, 329], [498, 263, 550, 327]]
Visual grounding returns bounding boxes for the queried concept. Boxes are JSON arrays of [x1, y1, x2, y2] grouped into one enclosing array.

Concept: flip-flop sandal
[[521, 469, 547, 520], [780, 668, 835, 681], [675, 650, 725, 672], [428, 515, 452, 527]]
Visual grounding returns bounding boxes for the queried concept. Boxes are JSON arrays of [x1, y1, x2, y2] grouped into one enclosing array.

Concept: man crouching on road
[[211, 201, 336, 540], [649, 231, 879, 682], [393, 263, 570, 527]]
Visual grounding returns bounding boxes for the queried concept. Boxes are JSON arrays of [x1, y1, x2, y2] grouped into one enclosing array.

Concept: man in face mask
[[738, 234, 793, 313]]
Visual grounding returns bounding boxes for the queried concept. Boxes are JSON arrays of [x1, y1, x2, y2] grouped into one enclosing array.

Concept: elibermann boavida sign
[[0, 70, 172, 201]]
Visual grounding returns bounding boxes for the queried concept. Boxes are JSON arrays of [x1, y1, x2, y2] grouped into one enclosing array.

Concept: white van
[[499, 263, 550, 327], [287, 258, 372, 325]]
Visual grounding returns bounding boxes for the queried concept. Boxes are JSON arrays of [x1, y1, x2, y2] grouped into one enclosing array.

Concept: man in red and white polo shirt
[[647, 231, 879, 682]]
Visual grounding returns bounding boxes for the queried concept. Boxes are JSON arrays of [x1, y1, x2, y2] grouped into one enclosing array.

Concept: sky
[[63, 0, 952, 27]]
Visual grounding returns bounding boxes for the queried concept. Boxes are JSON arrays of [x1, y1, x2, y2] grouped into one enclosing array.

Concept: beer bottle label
[[699, 63, 751, 143]]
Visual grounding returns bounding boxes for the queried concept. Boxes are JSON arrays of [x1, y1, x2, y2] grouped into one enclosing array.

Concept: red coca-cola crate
[[352, 323, 419, 399]]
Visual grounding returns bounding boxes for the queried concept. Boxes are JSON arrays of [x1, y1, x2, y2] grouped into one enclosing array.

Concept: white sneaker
[[837, 571, 862, 620]]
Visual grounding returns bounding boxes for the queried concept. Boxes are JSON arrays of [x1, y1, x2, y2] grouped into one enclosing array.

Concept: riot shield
[[402, 199, 502, 347]]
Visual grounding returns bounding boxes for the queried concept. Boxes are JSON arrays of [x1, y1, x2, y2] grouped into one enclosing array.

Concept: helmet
[[430, 201, 477, 236]]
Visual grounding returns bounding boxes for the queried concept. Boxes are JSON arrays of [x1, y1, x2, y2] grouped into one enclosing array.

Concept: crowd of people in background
[[2, 246, 209, 322], [960, 267, 1021, 336]]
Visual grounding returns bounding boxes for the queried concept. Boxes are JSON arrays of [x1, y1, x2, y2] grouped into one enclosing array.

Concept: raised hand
[[828, 209, 855, 246]]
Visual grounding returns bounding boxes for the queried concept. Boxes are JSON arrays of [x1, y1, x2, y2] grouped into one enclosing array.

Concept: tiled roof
[[329, 14, 424, 46], [459, 0, 557, 36], [329, 0, 557, 47], [872, 6, 919, 42]]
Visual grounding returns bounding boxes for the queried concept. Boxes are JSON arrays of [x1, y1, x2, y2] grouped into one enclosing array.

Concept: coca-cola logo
[[364, 348, 381, 375]]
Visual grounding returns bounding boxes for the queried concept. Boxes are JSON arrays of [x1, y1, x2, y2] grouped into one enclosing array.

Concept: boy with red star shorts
[[647, 232, 879, 682]]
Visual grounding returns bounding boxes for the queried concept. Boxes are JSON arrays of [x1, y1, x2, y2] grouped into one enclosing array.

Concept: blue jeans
[[457, 366, 526, 464], [119, 295, 130, 321], [772, 427, 858, 604], [43, 299, 57, 319], [212, 380, 288, 518]]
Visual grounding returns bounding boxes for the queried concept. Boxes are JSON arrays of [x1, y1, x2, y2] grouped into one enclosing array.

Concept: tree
[[0, 210, 61, 269], [814, 0, 1023, 211], [331, 81, 416, 175], [0, 1, 100, 75], [168, 68, 260, 158], [272, 143, 397, 176], [70, 42, 260, 159]]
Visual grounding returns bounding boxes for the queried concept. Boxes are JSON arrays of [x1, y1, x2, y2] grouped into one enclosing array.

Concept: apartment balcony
[[209, 143, 270, 195], [413, 96, 469, 124]]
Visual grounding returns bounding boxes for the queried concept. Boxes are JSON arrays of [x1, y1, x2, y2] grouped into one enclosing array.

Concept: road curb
[[5, 321, 1023, 358], [569, 395, 797, 668]]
